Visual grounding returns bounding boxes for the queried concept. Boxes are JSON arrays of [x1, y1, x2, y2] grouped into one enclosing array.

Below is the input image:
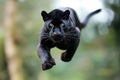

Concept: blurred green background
[[0, 0, 120, 80]]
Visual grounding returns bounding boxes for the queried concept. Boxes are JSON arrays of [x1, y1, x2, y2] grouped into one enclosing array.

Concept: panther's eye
[[60, 23, 65, 28], [49, 23, 54, 28]]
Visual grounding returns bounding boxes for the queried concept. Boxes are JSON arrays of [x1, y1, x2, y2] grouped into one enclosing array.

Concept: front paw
[[42, 58, 56, 70], [61, 52, 71, 62]]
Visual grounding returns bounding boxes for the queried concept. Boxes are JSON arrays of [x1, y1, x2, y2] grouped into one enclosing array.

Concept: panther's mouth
[[51, 35, 64, 42]]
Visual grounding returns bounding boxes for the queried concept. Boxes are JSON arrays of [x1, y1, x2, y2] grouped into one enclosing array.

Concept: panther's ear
[[41, 11, 49, 21], [63, 10, 70, 20]]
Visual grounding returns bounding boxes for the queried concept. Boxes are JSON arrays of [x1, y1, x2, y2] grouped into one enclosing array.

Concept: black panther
[[37, 7, 101, 70]]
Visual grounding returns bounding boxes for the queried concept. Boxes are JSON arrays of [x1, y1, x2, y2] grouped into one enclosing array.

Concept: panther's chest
[[55, 41, 69, 50], [54, 36, 78, 50], [55, 43, 69, 50], [54, 27, 80, 50]]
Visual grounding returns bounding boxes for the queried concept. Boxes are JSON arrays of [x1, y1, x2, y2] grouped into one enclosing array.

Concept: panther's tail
[[81, 9, 101, 29]]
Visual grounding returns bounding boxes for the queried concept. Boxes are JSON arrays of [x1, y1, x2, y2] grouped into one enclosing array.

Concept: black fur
[[38, 7, 101, 70]]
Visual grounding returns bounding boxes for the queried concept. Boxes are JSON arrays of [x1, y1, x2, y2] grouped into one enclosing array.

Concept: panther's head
[[41, 9, 71, 42]]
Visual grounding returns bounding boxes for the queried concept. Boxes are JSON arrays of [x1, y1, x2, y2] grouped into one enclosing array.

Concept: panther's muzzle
[[51, 28, 64, 42], [52, 32, 63, 42]]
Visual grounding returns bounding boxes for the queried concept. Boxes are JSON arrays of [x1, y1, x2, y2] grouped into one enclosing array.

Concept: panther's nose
[[53, 28, 61, 35], [53, 32, 63, 38], [53, 32, 61, 36]]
